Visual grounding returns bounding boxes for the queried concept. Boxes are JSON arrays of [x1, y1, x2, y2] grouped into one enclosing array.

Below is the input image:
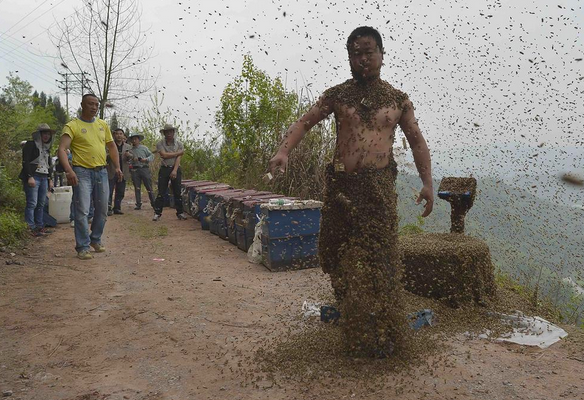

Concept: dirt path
[[0, 199, 583, 400]]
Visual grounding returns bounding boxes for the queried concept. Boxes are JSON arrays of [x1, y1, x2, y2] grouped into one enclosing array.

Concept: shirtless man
[[269, 26, 433, 357]]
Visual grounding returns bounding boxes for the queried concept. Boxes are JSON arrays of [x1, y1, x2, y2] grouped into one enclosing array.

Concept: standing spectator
[[107, 128, 131, 215], [19, 123, 55, 237], [57, 93, 122, 260], [67, 149, 94, 227], [153, 124, 187, 221], [127, 132, 155, 211]]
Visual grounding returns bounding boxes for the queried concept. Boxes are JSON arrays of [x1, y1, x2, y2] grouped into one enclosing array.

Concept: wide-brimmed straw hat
[[159, 123, 176, 133], [128, 132, 144, 141], [35, 123, 55, 134]]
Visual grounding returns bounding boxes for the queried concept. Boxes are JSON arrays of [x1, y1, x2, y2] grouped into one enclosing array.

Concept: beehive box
[[214, 190, 258, 240], [181, 180, 214, 216], [400, 233, 496, 307], [227, 192, 272, 245], [190, 183, 230, 218], [195, 185, 233, 230], [239, 195, 288, 252], [206, 189, 246, 235], [259, 200, 323, 272]]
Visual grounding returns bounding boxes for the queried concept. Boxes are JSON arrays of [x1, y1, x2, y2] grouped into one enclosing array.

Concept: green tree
[[50, 96, 68, 126], [110, 112, 119, 131], [0, 73, 59, 175], [0, 75, 57, 145], [215, 55, 299, 186]]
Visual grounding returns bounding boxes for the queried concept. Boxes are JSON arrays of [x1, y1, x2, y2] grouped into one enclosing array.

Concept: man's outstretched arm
[[269, 96, 332, 174], [399, 100, 434, 217]]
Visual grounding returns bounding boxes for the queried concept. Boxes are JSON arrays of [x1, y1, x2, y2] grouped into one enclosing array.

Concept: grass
[[0, 167, 28, 249], [0, 211, 29, 248], [126, 214, 168, 239]]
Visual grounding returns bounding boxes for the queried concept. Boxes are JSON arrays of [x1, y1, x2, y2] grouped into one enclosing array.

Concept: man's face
[[163, 129, 175, 141], [114, 130, 125, 142], [81, 96, 99, 117], [40, 131, 52, 143], [348, 36, 383, 82], [131, 137, 140, 146]]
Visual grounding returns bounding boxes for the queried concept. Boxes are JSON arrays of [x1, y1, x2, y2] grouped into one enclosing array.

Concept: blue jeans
[[70, 195, 94, 221], [23, 174, 49, 230], [72, 166, 109, 252]]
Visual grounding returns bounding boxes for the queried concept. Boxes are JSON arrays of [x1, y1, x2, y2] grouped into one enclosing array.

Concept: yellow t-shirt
[[63, 118, 113, 168]]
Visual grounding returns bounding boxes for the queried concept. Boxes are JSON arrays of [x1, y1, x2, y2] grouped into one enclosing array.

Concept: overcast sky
[[1, 0, 583, 202]]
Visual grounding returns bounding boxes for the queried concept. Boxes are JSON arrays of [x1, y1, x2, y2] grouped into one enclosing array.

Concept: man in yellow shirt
[[57, 93, 122, 260]]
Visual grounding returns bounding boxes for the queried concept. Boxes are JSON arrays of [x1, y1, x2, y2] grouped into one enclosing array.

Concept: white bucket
[[49, 186, 73, 223]]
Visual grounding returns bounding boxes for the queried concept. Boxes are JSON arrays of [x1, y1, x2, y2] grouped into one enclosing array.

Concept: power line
[[1, 59, 59, 89], [0, 0, 67, 43], [0, 42, 58, 81], [0, 50, 58, 82], [0, 0, 51, 39], [0, 5, 77, 61], [0, 24, 59, 61], [57, 71, 92, 112]]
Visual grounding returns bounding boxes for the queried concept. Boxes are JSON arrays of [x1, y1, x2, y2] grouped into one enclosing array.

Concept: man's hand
[[268, 152, 289, 175], [66, 171, 79, 186], [116, 168, 123, 182], [48, 179, 54, 191], [170, 170, 177, 180], [416, 185, 434, 217], [27, 177, 36, 188]]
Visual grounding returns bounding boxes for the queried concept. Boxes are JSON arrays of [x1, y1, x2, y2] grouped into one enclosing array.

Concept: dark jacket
[[106, 141, 132, 181], [19, 134, 54, 182]]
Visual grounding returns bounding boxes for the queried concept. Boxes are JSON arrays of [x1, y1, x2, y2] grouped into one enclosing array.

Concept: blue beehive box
[[206, 189, 246, 234], [226, 191, 271, 244], [190, 183, 228, 218], [182, 180, 213, 216], [259, 200, 323, 272], [241, 195, 288, 252], [215, 190, 258, 240], [195, 185, 232, 229]]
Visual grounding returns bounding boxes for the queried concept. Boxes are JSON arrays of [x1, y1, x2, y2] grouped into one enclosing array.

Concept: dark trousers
[[131, 167, 155, 208], [154, 166, 183, 215], [108, 178, 126, 211]]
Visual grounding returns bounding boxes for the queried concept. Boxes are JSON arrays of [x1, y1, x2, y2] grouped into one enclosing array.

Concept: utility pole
[[56, 72, 70, 113], [57, 71, 92, 115]]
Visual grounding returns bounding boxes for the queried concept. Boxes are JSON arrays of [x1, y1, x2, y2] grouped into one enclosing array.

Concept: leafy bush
[[0, 167, 24, 213], [0, 211, 28, 247]]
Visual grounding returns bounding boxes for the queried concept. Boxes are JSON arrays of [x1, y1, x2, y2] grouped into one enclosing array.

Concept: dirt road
[[1, 200, 583, 400]]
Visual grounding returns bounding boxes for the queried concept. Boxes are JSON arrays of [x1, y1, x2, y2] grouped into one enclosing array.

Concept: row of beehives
[[180, 180, 323, 272]]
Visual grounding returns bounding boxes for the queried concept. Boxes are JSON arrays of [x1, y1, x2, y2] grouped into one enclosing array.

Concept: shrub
[[0, 167, 25, 213], [0, 211, 28, 247]]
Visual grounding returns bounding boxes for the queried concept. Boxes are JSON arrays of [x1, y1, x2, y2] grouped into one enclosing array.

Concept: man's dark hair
[[346, 26, 384, 54], [82, 93, 99, 101], [114, 128, 125, 134]]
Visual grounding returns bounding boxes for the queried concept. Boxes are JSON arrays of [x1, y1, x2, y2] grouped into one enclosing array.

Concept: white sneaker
[[152, 214, 161, 221], [70, 220, 75, 228], [177, 213, 188, 220]]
